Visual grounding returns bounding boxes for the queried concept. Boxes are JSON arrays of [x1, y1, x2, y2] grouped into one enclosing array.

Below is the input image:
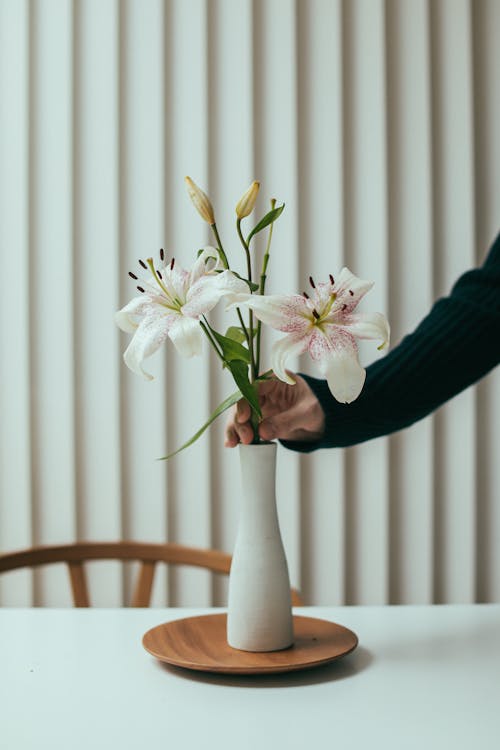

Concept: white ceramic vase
[[227, 441, 294, 652]]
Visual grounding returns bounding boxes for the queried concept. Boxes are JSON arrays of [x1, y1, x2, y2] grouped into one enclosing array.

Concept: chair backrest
[[0, 541, 303, 607]]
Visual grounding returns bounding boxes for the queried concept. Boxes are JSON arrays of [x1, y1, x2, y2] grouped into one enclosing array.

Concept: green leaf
[[247, 203, 285, 244], [226, 360, 261, 417], [225, 326, 247, 344], [158, 390, 242, 460], [210, 329, 251, 363]]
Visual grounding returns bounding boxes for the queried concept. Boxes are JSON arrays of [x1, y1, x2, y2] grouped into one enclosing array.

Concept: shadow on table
[[154, 645, 373, 688]]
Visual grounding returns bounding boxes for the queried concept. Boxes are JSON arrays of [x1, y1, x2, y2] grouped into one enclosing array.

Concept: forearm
[[282, 233, 500, 451]]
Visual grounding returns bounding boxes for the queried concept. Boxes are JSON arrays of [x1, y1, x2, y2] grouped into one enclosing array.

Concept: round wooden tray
[[142, 613, 358, 674]]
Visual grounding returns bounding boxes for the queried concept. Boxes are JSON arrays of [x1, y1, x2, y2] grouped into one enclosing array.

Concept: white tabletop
[[1, 605, 499, 750]]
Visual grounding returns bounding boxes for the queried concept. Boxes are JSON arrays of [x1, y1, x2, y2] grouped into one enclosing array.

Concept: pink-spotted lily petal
[[122, 308, 176, 380], [339, 311, 390, 349], [332, 267, 374, 312], [271, 334, 310, 384], [240, 267, 389, 403], [188, 247, 222, 286], [115, 296, 152, 334], [240, 294, 312, 334], [168, 315, 203, 358], [182, 269, 249, 318], [310, 327, 366, 403]]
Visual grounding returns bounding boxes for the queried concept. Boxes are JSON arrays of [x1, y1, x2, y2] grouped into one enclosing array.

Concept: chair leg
[[67, 561, 90, 607], [132, 561, 156, 607]]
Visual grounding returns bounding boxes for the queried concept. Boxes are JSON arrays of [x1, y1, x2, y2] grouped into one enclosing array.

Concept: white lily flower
[[115, 247, 248, 380], [240, 267, 390, 403]]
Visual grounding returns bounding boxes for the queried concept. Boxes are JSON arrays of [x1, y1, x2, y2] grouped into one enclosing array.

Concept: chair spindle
[[67, 561, 90, 607], [132, 560, 156, 607]]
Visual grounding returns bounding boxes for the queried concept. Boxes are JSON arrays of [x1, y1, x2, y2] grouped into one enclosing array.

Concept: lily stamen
[[139, 259, 147, 269], [329, 274, 334, 285], [170, 258, 175, 270], [115, 246, 249, 381], [146, 257, 170, 297], [129, 272, 138, 280], [302, 291, 309, 299], [160, 248, 165, 261], [238, 267, 389, 404], [322, 292, 337, 318]]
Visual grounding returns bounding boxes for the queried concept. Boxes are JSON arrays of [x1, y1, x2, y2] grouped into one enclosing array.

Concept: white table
[[1, 605, 499, 750]]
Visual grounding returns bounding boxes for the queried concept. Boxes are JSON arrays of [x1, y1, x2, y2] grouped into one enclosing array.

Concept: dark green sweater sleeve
[[282, 232, 500, 452]]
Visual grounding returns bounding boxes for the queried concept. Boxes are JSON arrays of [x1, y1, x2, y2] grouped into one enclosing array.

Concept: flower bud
[[185, 176, 215, 224], [235, 180, 260, 219]]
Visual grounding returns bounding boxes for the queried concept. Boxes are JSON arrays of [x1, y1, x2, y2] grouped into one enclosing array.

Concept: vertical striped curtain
[[0, 0, 498, 607]]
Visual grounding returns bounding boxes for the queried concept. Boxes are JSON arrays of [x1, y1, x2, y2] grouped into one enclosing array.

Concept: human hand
[[224, 373, 325, 446]]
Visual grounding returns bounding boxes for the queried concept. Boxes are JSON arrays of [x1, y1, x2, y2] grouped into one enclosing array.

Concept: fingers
[[235, 398, 255, 444], [235, 422, 254, 444], [235, 377, 295, 422], [236, 398, 252, 423], [258, 390, 325, 442], [225, 423, 253, 446], [224, 372, 322, 447], [224, 424, 238, 447], [258, 409, 302, 441], [224, 402, 254, 447]]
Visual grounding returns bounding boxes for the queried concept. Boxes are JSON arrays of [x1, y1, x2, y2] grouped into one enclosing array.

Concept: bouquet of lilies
[[115, 178, 390, 457]]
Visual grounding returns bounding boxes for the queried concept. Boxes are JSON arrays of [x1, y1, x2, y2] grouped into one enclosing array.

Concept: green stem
[[255, 198, 276, 374], [236, 217, 257, 382], [209, 222, 251, 350], [250, 409, 260, 444], [200, 319, 224, 362], [249, 310, 257, 381], [260, 198, 276, 294], [210, 223, 229, 269], [236, 218, 252, 282], [256, 319, 262, 374], [236, 307, 251, 348]]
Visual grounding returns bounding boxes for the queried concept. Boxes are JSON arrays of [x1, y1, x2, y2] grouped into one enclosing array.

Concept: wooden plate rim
[[142, 613, 358, 674]]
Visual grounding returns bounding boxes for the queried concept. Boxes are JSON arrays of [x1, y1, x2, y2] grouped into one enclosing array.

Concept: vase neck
[[238, 443, 280, 535], [239, 442, 277, 499]]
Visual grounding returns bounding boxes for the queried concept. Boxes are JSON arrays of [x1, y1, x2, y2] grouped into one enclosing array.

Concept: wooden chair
[[0, 541, 303, 607]]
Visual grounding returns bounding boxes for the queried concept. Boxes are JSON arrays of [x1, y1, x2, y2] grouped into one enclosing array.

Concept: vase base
[[227, 611, 294, 652], [227, 638, 294, 653]]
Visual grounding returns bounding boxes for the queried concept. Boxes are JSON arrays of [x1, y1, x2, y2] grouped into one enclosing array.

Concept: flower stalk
[[210, 222, 230, 269], [256, 198, 276, 374], [200, 318, 224, 362], [236, 216, 257, 383]]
